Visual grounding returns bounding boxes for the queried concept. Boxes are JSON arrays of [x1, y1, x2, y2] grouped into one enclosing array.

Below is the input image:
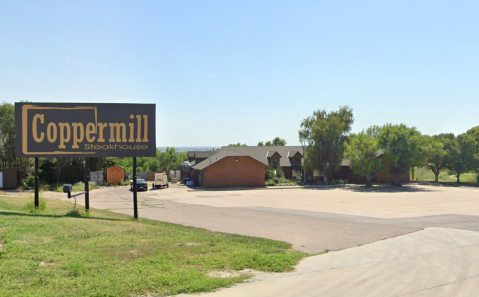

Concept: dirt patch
[[207, 269, 262, 278], [173, 242, 202, 246]]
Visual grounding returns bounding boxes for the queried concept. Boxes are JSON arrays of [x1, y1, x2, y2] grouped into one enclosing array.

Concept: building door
[[0, 172, 3, 188]]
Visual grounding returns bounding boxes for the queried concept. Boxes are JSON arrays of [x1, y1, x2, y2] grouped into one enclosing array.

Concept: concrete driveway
[[46, 184, 479, 254], [176, 227, 479, 297], [45, 184, 479, 296]]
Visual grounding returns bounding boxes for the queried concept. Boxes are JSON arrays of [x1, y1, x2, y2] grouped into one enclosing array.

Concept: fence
[[125, 172, 148, 181], [90, 171, 104, 186]]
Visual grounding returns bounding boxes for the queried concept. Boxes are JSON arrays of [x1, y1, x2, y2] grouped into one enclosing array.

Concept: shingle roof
[[187, 150, 218, 159], [287, 151, 302, 158], [266, 151, 282, 158], [192, 150, 267, 170], [192, 146, 305, 170], [191, 146, 384, 171]]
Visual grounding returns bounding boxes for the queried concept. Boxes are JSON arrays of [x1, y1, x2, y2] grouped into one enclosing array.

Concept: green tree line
[[300, 106, 479, 185]]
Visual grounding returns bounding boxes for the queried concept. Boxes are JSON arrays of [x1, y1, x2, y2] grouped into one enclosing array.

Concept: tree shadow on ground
[[304, 184, 437, 193], [0, 211, 123, 221], [417, 181, 479, 188]]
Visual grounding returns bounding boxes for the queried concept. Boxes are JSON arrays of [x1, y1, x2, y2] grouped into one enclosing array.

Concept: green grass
[[0, 195, 305, 297], [413, 167, 478, 183], [40, 183, 102, 193]]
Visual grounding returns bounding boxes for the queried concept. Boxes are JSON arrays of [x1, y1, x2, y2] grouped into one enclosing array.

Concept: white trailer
[[152, 173, 169, 189]]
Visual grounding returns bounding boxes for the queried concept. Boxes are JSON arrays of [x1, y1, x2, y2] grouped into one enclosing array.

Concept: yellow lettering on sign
[[58, 123, 71, 149], [86, 123, 96, 142], [143, 115, 148, 142], [47, 122, 57, 143], [109, 123, 127, 142], [129, 114, 135, 142], [136, 115, 142, 142], [71, 123, 85, 149], [97, 123, 108, 143], [32, 114, 45, 143]]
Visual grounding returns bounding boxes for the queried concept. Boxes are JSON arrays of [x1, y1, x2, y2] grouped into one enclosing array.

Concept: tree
[[448, 133, 477, 183], [258, 137, 287, 146], [0, 102, 15, 168], [378, 124, 426, 185], [272, 137, 287, 146], [299, 106, 354, 182], [157, 147, 187, 171], [0, 101, 33, 183], [112, 148, 187, 173], [228, 143, 246, 146], [425, 134, 453, 183], [275, 165, 285, 179], [466, 126, 479, 183], [344, 130, 383, 187]]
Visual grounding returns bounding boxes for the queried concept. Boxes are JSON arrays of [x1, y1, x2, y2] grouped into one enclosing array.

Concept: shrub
[[276, 166, 285, 179], [24, 176, 35, 188], [265, 169, 276, 180], [24, 199, 47, 213], [265, 177, 297, 186], [65, 206, 90, 218], [318, 179, 349, 185]]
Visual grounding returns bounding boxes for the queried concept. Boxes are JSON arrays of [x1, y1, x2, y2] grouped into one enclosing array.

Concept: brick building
[[189, 146, 410, 188], [191, 146, 306, 188]]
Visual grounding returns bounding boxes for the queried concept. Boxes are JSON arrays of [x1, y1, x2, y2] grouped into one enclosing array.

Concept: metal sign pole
[[34, 157, 39, 208], [85, 157, 90, 211], [133, 157, 138, 219]]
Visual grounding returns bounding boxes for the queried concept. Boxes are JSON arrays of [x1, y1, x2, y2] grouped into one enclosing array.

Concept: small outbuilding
[[107, 165, 125, 185], [0, 167, 20, 190]]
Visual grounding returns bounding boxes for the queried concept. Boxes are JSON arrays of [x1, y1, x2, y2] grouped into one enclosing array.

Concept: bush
[[65, 206, 90, 218], [265, 177, 297, 186], [276, 166, 285, 179], [24, 199, 47, 213], [265, 169, 276, 180], [265, 179, 276, 186], [318, 179, 349, 185], [23, 176, 35, 188], [119, 180, 130, 186]]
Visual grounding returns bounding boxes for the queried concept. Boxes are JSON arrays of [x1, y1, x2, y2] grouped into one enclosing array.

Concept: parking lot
[[44, 183, 479, 296], [47, 183, 479, 254]]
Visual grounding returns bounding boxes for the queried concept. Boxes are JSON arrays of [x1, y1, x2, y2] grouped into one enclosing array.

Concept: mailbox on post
[[63, 184, 72, 198]]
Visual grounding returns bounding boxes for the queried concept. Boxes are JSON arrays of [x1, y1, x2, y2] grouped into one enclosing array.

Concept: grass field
[[0, 195, 305, 297], [40, 183, 102, 193], [413, 167, 478, 183]]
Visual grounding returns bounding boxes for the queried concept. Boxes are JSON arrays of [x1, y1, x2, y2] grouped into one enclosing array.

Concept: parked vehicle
[[152, 173, 169, 189], [130, 179, 148, 191]]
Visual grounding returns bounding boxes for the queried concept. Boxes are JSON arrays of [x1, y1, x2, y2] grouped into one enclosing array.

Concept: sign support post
[[34, 157, 39, 208], [133, 157, 138, 219], [84, 157, 90, 211]]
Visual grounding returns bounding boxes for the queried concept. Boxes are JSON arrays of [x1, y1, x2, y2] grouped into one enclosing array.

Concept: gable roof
[[191, 146, 386, 171], [266, 151, 282, 158], [192, 149, 268, 170], [287, 151, 302, 158], [192, 146, 304, 170], [187, 150, 218, 159]]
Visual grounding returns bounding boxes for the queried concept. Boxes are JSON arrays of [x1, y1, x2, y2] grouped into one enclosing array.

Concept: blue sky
[[1, 1, 478, 146]]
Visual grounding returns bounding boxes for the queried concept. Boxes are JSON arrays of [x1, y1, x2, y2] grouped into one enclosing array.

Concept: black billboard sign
[[15, 103, 156, 157]]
